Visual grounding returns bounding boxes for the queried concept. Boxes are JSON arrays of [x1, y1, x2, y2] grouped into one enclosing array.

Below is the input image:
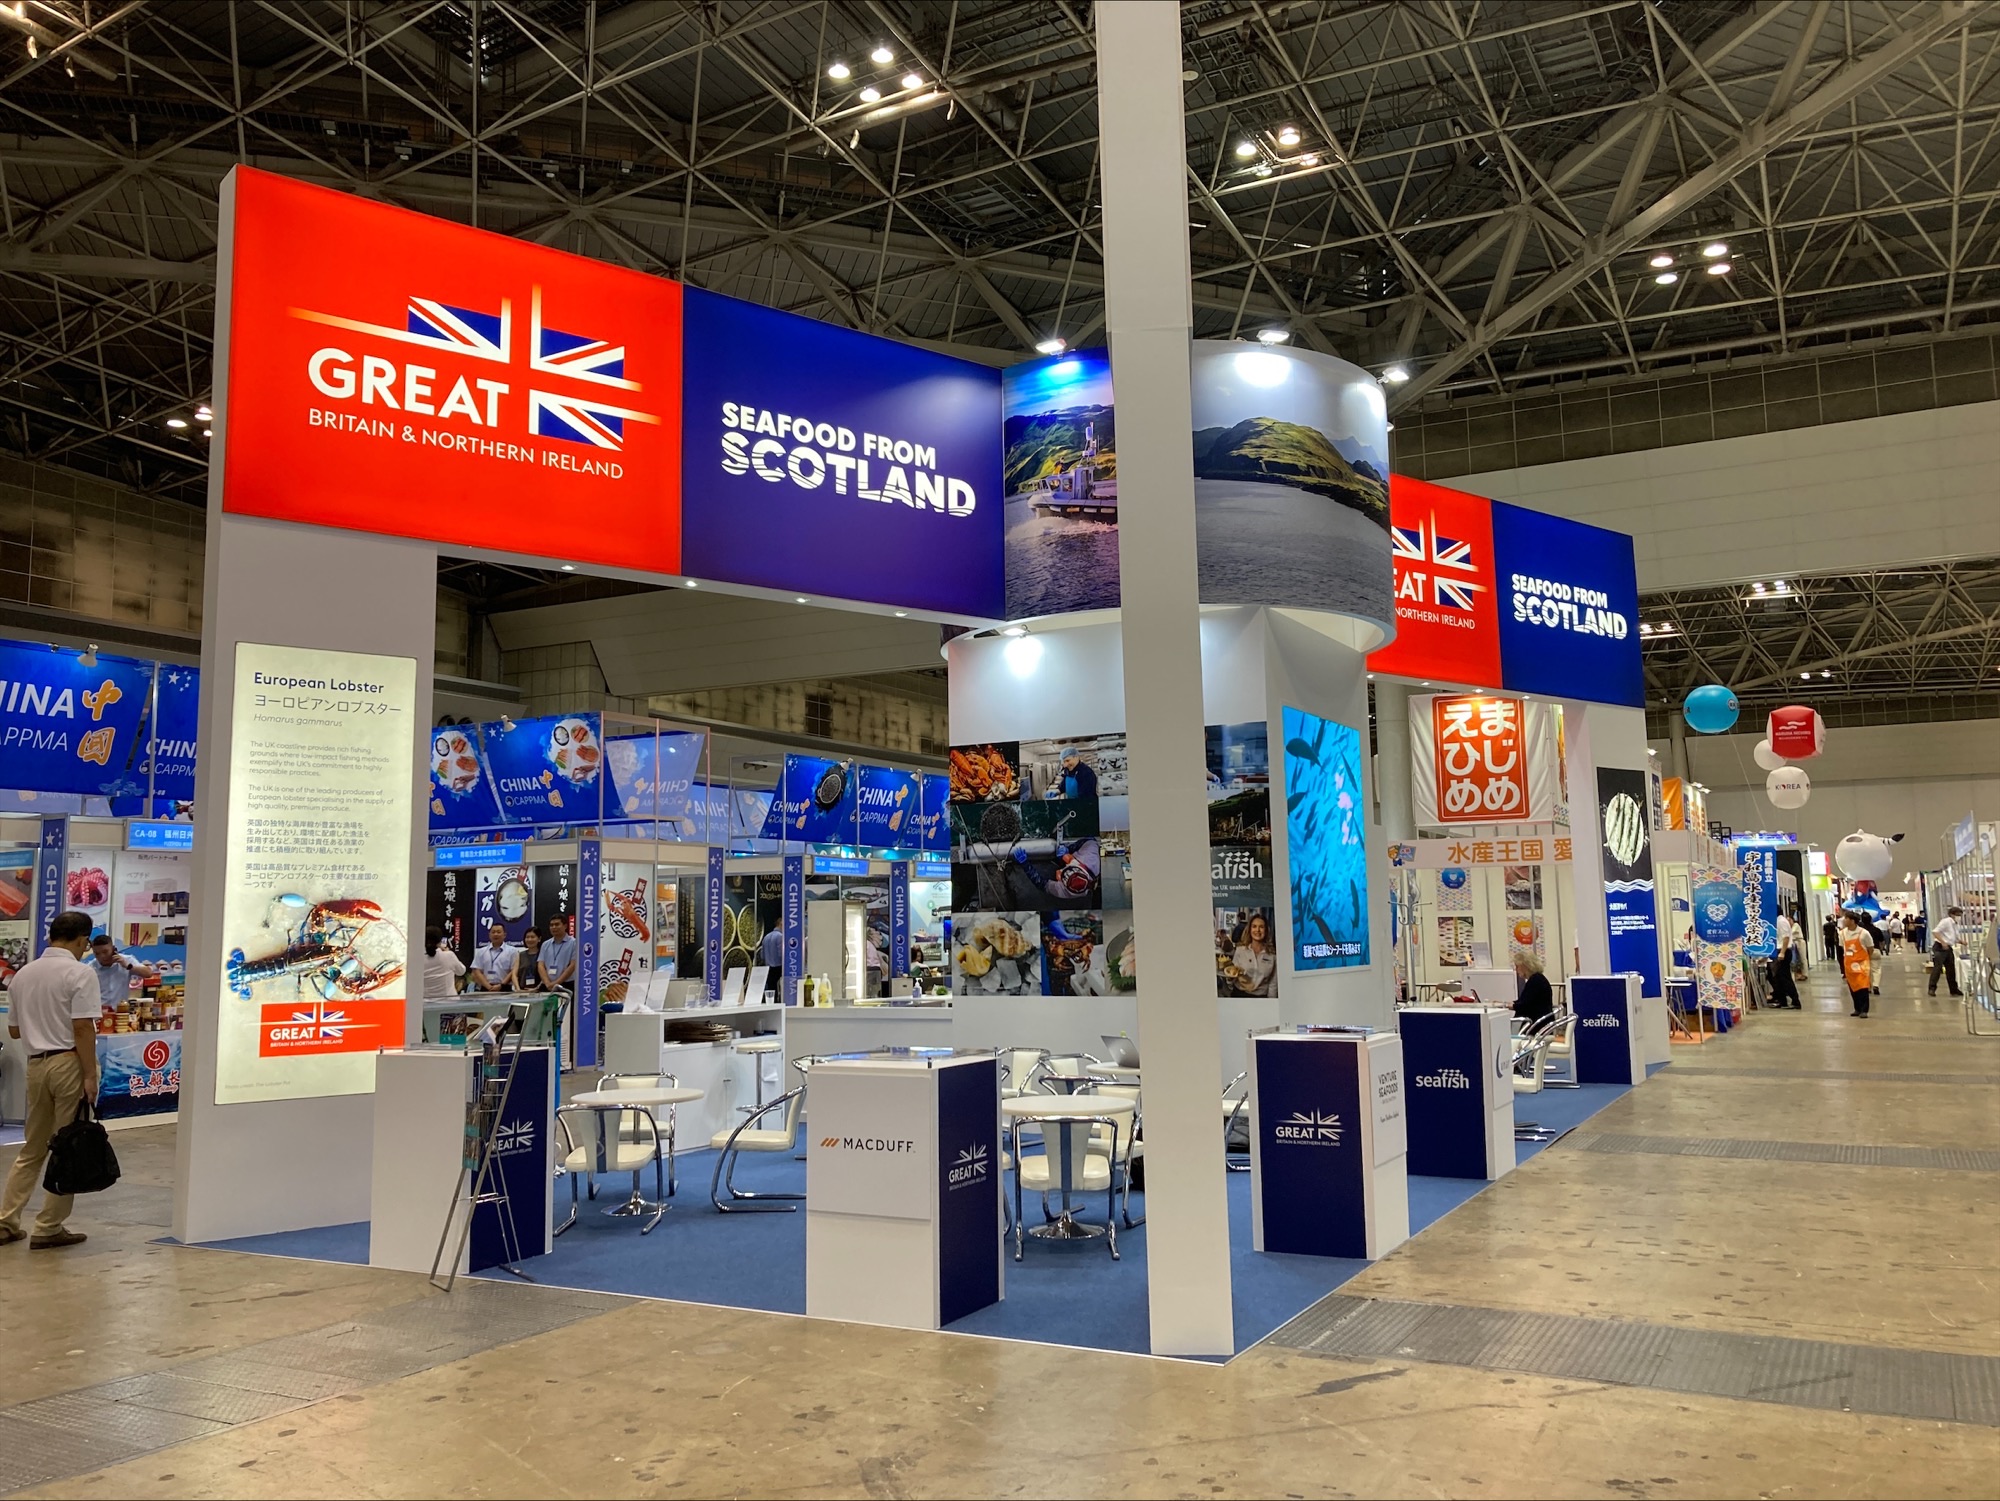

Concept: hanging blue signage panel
[[0, 643, 155, 797], [889, 862, 911, 977], [435, 843, 524, 869], [857, 765, 922, 848], [147, 664, 200, 801], [126, 821, 195, 851], [1491, 502, 1644, 709], [679, 286, 1005, 620], [484, 714, 604, 825], [428, 724, 503, 831], [760, 755, 858, 844]]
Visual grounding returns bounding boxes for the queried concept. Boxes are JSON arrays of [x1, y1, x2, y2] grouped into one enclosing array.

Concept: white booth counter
[[784, 1003, 954, 1079], [805, 1048, 1002, 1330]]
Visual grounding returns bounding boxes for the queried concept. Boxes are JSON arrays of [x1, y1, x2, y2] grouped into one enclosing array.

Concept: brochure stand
[[1569, 974, 1647, 1085], [1248, 1030, 1407, 1260], [805, 1050, 1002, 1330], [1397, 1005, 1516, 1179]]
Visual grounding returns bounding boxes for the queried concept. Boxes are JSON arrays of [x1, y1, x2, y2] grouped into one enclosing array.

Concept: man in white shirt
[[468, 922, 520, 992], [1929, 907, 1965, 997], [1886, 912, 1904, 951], [1, 911, 102, 1248], [1767, 910, 1802, 1009]]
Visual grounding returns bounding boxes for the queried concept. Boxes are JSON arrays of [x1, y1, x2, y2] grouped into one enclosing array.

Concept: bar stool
[[732, 1035, 782, 1114]]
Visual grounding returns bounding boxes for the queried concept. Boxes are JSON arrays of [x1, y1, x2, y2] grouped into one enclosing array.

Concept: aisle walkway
[[2, 949, 1995, 1498]]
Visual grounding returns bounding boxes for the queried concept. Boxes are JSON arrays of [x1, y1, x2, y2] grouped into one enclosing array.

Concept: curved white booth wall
[[947, 605, 1393, 1084]]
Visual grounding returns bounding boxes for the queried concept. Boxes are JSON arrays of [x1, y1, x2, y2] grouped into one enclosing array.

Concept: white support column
[[1096, 0, 1234, 1356], [1374, 680, 1416, 843]]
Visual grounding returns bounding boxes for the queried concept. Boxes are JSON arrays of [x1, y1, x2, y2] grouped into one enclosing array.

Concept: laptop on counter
[[1099, 1034, 1140, 1068]]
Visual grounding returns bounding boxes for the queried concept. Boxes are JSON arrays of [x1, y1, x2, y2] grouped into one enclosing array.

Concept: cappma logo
[[1274, 1109, 1343, 1146]]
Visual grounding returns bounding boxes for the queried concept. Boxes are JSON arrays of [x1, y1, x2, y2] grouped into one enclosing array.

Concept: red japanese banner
[[1430, 693, 1530, 822]]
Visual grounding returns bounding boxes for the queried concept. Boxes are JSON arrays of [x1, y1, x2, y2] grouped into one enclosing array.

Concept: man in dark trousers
[[1822, 911, 1841, 963], [0, 910, 101, 1248], [1929, 907, 1965, 997], [1767, 916, 1802, 1009]]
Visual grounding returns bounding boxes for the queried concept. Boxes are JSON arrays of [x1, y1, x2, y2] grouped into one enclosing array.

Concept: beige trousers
[[1, 1050, 87, 1237]]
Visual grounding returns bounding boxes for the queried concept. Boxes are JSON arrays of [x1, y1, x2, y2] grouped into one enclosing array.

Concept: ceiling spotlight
[[1772, 579, 1787, 589], [1707, 261, 1732, 276], [166, 417, 188, 429], [1801, 672, 1812, 680], [80, 645, 97, 668], [500, 715, 516, 732], [1702, 241, 1729, 258], [1276, 124, 1301, 148], [1381, 364, 1410, 384], [683, 579, 699, 587], [1253, 162, 1272, 177], [1234, 139, 1257, 159], [900, 73, 923, 90], [559, 563, 576, 572], [1256, 327, 1290, 345], [1821, 670, 1832, 678], [858, 85, 881, 103], [1752, 581, 1767, 593], [1655, 270, 1679, 286], [870, 44, 894, 64], [200, 429, 211, 439], [1648, 252, 1675, 269], [1035, 336, 1067, 355], [796, 596, 810, 604], [1001, 625, 1028, 638], [893, 611, 908, 618], [827, 61, 851, 80], [195, 405, 212, 419], [1300, 153, 1319, 166]]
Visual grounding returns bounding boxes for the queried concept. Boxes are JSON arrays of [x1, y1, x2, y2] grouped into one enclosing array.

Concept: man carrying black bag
[[1, 910, 106, 1249]]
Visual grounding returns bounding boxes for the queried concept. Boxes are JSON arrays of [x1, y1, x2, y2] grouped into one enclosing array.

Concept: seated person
[[1512, 954, 1555, 1027]]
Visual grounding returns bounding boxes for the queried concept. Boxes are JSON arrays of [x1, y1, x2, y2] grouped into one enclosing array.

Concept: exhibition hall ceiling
[[3, 0, 1997, 713]]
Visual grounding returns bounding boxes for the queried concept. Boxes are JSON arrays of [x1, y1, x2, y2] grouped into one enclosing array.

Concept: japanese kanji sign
[[1430, 693, 1530, 823]]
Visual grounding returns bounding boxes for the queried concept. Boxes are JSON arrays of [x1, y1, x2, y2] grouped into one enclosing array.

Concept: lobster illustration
[[226, 895, 405, 1001]]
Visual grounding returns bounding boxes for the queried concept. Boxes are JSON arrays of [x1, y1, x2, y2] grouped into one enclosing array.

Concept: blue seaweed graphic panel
[[1281, 706, 1370, 970]]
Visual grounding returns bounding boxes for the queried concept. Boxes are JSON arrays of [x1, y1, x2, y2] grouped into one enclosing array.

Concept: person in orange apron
[[1839, 911, 1877, 1018]]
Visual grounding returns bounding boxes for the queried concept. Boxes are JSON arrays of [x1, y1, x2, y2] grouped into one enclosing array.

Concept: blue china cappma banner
[[428, 723, 504, 830], [483, 713, 605, 824], [918, 773, 951, 853], [759, 754, 860, 844], [145, 664, 200, 802], [0, 642, 155, 796], [858, 765, 923, 848], [605, 729, 707, 831]]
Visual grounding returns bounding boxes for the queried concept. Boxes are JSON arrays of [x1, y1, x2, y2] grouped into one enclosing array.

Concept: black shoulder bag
[[44, 1098, 122, 1196]]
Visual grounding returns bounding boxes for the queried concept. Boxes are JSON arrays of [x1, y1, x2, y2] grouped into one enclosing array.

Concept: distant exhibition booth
[[45, 160, 1680, 1362]]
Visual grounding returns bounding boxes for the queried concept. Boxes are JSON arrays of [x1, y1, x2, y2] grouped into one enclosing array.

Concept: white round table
[[570, 1085, 705, 1231], [1001, 1095, 1136, 1242], [1083, 1062, 1142, 1083]]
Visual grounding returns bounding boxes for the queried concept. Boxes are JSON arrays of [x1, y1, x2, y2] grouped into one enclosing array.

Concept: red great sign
[[1368, 475, 1502, 687], [219, 166, 683, 574]]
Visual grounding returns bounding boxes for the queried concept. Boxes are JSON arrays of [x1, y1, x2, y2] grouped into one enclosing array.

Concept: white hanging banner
[[1409, 693, 1563, 828]]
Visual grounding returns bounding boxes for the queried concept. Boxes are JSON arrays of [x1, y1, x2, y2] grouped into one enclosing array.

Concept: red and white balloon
[[1768, 704, 1825, 761]]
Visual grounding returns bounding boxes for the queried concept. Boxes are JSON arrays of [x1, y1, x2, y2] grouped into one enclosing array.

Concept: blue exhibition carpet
[[188, 1071, 1647, 1360]]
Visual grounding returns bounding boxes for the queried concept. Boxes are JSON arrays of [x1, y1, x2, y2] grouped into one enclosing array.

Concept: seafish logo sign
[[1579, 1014, 1622, 1028], [948, 1142, 989, 1189], [295, 287, 658, 476], [1274, 1109, 1343, 1146], [1413, 1067, 1473, 1090]]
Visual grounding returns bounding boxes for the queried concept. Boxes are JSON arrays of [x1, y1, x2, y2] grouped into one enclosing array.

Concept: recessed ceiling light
[[560, 563, 575, 571], [1381, 364, 1410, 384], [1234, 139, 1256, 159], [858, 85, 881, 103], [870, 44, 894, 64], [1655, 271, 1678, 285], [684, 579, 698, 587], [1648, 252, 1674, 269], [827, 61, 851, 80], [894, 611, 907, 618], [796, 596, 810, 604], [900, 72, 923, 90], [1276, 125, 1301, 147], [1702, 241, 1728, 258], [1707, 261, 1732, 276]]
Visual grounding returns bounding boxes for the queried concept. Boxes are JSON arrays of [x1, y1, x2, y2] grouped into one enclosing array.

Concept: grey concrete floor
[[3, 947, 1996, 1500]]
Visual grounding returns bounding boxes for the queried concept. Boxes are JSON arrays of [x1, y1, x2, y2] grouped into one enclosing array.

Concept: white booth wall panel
[[176, 513, 437, 1243], [1557, 702, 1654, 978], [1451, 399, 2000, 592], [491, 590, 946, 698]]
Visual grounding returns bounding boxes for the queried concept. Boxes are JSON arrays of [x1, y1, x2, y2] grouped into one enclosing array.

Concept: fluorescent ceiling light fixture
[[1034, 336, 1067, 355], [1648, 252, 1675, 269], [900, 73, 923, 90], [1707, 261, 1732, 276], [1234, 139, 1257, 159], [870, 44, 894, 64], [1381, 364, 1410, 384], [166, 417, 187, 428], [1655, 270, 1678, 285], [827, 61, 851, 80], [1256, 326, 1290, 344], [858, 85, 881, 102], [1276, 125, 1301, 147], [1702, 241, 1729, 258]]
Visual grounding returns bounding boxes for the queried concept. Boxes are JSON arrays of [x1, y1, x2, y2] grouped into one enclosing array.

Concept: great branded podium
[[1397, 1005, 1516, 1179], [805, 1049, 1002, 1330], [1247, 1029, 1408, 1260]]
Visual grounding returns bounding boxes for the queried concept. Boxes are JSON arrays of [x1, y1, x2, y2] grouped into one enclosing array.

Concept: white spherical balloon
[[1753, 738, 1788, 772], [1765, 766, 1810, 810], [1835, 829, 1898, 882]]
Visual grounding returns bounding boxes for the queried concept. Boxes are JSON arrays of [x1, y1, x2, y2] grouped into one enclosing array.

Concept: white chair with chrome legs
[[731, 1035, 783, 1114], [1222, 1070, 1252, 1171], [1541, 1011, 1579, 1087], [709, 1083, 808, 1212]]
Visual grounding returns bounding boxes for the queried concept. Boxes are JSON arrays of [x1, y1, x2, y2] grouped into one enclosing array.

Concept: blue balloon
[[1682, 683, 1740, 734]]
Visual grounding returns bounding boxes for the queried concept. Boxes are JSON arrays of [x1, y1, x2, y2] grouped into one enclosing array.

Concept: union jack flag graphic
[[1392, 525, 1427, 563], [531, 286, 634, 389], [1432, 533, 1475, 570], [1435, 575, 1483, 609], [285, 1003, 353, 1041], [406, 298, 509, 359]]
